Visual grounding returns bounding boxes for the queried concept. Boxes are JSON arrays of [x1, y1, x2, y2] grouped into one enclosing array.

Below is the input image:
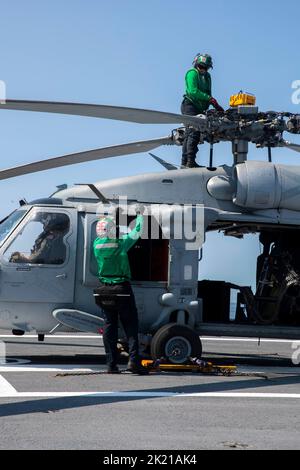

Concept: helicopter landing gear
[[150, 323, 202, 365]]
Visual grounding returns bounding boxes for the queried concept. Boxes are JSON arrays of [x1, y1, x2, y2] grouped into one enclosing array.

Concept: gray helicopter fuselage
[[1, 161, 300, 338]]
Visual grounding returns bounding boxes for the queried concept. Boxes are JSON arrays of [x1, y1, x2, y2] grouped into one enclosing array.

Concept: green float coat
[[93, 215, 143, 284], [184, 68, 212, 113]]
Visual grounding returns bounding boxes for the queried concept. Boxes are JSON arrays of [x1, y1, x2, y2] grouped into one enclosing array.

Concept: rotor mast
[[232, 139, 249, 164]]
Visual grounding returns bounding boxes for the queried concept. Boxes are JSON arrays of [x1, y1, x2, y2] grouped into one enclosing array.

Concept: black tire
[[151, 323, 202, 364]]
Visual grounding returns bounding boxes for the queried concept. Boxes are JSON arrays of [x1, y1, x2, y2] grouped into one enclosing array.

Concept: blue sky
[[0, 0, 299, 287]]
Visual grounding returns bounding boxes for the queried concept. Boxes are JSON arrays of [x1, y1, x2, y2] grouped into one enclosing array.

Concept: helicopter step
[[52, 309, 104, 335]]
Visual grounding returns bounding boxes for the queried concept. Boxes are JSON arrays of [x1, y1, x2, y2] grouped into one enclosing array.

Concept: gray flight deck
[[0, 330, 299, 450]]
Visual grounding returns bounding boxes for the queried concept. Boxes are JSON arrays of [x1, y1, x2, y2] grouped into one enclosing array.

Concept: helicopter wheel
[[150, 323, 202, 365]]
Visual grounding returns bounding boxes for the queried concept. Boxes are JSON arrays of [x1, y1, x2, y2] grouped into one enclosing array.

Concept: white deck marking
[[0, 334, 298, 343], [202, 337, 299, 344], [0, 364, 299, 374], [0, 364, 104, 372], [0, 391, 300, 399], [0, 375, 17, 394], [0, 335, 102, 339]]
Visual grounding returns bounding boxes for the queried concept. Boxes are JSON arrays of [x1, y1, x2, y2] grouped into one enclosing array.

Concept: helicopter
[[0, 95, 300, 364]]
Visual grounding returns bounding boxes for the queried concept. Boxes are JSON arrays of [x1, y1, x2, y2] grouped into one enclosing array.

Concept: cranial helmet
[[96, 217, 116, 238], [192, 53, 213, 69], [39, 213, 70, 232]]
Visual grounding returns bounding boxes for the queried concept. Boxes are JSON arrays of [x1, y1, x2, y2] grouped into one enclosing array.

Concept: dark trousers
[[94, 281, 139, 368], [181, 98, 201, 166]]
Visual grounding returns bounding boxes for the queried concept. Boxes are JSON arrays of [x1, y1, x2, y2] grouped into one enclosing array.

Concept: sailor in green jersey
[[93, 208, 148, 374], [181, 53, 224, 168], [93, 214, 143, 284]]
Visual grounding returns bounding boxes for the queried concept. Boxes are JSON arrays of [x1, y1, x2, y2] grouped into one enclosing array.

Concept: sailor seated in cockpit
[[10, 213, 69, 265]]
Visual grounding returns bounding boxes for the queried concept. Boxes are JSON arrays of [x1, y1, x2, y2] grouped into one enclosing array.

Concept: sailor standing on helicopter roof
[[93, 206, 148, 374], [181, 53, 224, 168]]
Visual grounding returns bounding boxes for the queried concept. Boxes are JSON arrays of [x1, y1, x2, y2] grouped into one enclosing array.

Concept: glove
[[209, 97, 225, 113], [10, 252, 21, 263], [134, 203, 145, 215]]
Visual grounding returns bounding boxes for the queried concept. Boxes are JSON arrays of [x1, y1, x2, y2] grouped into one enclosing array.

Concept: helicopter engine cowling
[[233, 161, 300, 211]]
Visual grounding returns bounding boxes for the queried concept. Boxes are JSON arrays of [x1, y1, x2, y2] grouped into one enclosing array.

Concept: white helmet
[[96, 217, 116, 238]]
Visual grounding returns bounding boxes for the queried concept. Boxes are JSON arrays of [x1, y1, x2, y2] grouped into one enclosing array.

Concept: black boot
[[106, 365, 121, 374], [186, 159, 201, 168], [127, 359, 149, 375], [181, 158, 187, 169]]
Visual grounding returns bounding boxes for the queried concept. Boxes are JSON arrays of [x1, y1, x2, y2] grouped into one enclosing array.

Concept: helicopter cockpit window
[[4, 211, 70, 265], [0, 209, 27, 247]]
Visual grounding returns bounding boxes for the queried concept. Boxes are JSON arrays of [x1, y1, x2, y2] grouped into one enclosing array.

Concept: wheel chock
[[141, 358, 237, 374]]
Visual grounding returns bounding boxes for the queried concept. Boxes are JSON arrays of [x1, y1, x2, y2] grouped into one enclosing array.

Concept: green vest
[[93, 215, 143, 284], [184, 68, 212, 113]]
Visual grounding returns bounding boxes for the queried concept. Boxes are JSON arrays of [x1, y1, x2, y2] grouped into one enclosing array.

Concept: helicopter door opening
[[199, 227, 300, 327], [0, 207, 77, 303], [198, 230, 260, 324], [127, 215, 169, 282]]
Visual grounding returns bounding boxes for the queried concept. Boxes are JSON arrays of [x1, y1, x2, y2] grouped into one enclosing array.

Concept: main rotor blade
[[280, 140, 300, 153], [0, 99, 202, 127], [0, 136, 174, 181]]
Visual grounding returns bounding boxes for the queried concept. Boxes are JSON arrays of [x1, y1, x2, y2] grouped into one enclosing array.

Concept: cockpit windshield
[[0, 209, 27, 246]]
